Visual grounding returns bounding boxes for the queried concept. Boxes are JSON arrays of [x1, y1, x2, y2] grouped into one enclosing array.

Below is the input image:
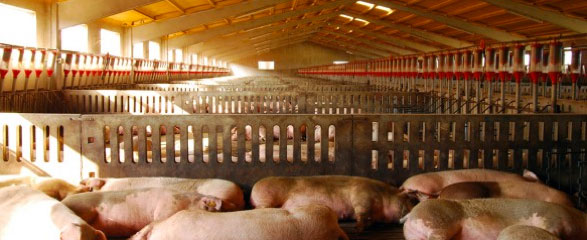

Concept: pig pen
[[1, 113, 586, 239]]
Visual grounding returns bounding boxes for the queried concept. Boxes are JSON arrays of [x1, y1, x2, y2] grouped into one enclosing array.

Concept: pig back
[[132, 205, 347, 240], [401, 169, 530, 196], [85, 177, 244, 211], [0, 186, 96, 240], [497, 225, 560, 240]]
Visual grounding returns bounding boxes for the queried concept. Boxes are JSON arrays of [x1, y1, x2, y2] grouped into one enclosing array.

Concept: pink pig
[[251, 175, 414, 231], [80, 177, 244, 211], [403, 199, 586, 240], [129, 205, 349, 240], [438, 181, 574, 207], [400, 169, 539, 201], [62, 188, 222, 237], [0, 186, 106, 240]]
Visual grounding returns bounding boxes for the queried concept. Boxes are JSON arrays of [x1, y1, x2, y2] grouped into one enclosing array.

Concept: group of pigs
[[0, 169, 585, 240]]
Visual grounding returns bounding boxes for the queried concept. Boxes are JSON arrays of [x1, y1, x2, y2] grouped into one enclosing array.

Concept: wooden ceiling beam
[[165, 0, 185, 14], [343, 11, 472, 48], [216, 31, 316, 57], [132, 0, 291, 43], [224, 39, 307, 62], [133, 9, 155, 21], [311, 36, 388, 57], [205, 0, 216, 7], [322, 29, 412, 55], [310, 39, 380, 59], [206, 28, 319, 56], [191, 12, 336, 53], [221, 38, 309, 61], [169, 0, 356, 48], [366, 0, 526, 41], [481, 0, 587, 33], [58, 0, 160, 29], [331, 23, 439, 52]]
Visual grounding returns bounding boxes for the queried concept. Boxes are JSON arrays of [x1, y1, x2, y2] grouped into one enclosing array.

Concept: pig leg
[[352, 197, 373, 231], [354, 205, 372, 232], [129, 223, 153, 240]]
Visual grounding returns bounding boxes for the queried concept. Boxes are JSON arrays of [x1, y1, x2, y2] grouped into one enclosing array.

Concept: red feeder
[[485, 48, 496, 82], [498, 46, 510, 82], [548, 41, 563, 85]]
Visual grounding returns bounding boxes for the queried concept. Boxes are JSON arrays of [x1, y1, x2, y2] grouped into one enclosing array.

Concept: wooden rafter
[[165, 0, 185, 14]]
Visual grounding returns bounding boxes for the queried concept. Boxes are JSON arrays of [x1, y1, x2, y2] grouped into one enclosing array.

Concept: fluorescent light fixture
[[334, 60, 349, 65], [375, 5, 394, 14], [354, 18, 370, 25], [339, 14, 354, 21], [356, 1, 375, 9]]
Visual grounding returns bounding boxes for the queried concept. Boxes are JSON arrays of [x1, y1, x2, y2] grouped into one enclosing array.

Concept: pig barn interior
[[0, 0, 586, 239]]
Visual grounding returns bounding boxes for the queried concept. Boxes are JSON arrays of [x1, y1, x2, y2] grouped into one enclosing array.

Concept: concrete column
[[142, 41, 150, 60], [87, 22, 101, 55]]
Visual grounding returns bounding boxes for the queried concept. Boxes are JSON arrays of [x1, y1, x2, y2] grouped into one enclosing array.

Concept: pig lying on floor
[[0, 175, 90, 200], [61, 188, 222, 237], [250, 175, 414, 231], [497, 225, 560, 240], [403, 199, 586, 240], [400, 169, 539, 201], [438, 181, 574, 207], [80, 177, 244, 211], [0, 186, 106, 240], [129, 205, 349, 240]]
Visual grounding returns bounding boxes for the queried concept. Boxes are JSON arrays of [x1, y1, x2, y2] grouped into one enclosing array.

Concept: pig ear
[[202, 197, 222, 211], [95, 230, 107, 240], [523, 169, 540, 182], [399, 191, 420, 203]]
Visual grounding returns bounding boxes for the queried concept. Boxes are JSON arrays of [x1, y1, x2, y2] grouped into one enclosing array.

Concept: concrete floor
[[341, 222, 405, 240]]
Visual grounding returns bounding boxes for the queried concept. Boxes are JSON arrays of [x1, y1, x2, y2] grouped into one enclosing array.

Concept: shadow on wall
[[230, 64, 297, 77]]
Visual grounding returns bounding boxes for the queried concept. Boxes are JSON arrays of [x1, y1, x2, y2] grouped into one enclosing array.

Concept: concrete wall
[[231, 42, 366, 76]]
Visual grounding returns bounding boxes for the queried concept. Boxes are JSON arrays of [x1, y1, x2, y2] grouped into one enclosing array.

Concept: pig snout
[[198, 196, 223, 212], [80, 178, 106, 191]]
